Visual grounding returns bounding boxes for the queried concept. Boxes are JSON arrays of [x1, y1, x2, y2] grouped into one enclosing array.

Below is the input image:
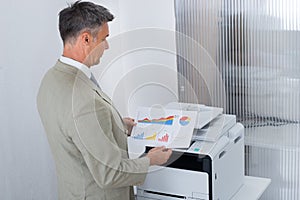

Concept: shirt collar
[[59, 56, 92, 79]]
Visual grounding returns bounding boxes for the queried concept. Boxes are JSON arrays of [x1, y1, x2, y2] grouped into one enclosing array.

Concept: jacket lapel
[[55, 61, 124, 125]]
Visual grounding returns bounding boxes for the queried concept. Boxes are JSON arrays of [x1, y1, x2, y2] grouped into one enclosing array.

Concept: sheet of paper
[[130, 107, 197, 148]]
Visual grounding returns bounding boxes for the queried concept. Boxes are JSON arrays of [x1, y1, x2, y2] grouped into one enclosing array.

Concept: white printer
[[129, 103, 245, 200]]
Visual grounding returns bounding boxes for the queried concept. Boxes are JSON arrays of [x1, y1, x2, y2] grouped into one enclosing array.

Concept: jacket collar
[[54, 60, 112, 104]]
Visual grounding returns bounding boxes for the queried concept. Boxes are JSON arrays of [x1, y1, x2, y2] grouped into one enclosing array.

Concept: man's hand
[[146, 146, 172, 166], [123, 117, 136, 136]]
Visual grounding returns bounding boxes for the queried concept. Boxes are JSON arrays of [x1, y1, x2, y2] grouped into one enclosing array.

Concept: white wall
[[0, 0, 176, 199], [0, 1, 63, 199], [95, 0, 177, 117]]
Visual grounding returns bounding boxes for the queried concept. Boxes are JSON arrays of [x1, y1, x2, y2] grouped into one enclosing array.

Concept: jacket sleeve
[[71, 92, 150, 189]]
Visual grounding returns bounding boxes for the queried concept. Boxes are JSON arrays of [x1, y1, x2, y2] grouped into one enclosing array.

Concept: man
[[37, 1, 172, 200]]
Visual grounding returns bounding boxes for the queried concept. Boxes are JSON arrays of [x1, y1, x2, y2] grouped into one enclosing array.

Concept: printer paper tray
[[230, 176, 271, 200]]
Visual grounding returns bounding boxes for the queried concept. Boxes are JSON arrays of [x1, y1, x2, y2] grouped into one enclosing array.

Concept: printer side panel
[[212, 123, 244, 200]]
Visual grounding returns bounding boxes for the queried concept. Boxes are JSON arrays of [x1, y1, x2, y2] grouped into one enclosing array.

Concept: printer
[[129, 103, 245, 200]]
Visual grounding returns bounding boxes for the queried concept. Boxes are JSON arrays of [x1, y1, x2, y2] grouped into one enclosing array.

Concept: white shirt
[[59, 56, 92, 79]]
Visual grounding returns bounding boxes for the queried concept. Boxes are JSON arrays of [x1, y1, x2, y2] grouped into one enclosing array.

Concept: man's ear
[[80, 32, 92, 45]]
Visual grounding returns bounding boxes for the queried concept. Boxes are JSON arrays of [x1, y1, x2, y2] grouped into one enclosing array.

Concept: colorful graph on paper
[[179, 116, 191, 126], [158, 132, 169, 142], [131, 107, 197, 148], [138, 116, 174, 125], [133, 132, 157, 141], [133, 131, 170, 143]]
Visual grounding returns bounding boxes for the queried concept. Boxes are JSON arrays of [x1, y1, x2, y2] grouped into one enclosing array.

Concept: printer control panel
[[188, 141, 205, 153]]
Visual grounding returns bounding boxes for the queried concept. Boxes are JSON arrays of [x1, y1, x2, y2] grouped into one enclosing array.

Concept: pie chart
[[179, 116, 191, 126]]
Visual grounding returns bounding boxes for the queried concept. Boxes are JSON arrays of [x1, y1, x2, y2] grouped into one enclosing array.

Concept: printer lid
[[192, 114, 236, 142], [172, 114, 237, 156]]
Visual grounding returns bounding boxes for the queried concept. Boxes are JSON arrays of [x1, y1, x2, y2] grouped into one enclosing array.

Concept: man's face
[[87, 23, 109, 66]]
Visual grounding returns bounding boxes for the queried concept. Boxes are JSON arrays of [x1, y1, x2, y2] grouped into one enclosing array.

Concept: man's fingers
[[149, 146, 165, 152]]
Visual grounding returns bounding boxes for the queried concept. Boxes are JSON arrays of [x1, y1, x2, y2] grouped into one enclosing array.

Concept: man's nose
[[104, 40, 109, 49]]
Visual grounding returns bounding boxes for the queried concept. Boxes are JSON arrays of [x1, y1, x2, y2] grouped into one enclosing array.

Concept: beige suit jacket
[[37, 61, 150, 200]]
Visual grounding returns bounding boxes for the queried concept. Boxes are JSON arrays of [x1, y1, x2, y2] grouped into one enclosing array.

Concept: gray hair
[[59, 1, 114, 44]]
